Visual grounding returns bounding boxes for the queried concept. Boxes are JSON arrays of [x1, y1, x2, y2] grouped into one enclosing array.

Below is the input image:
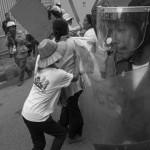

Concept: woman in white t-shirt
[[22, 39, 80, 150]]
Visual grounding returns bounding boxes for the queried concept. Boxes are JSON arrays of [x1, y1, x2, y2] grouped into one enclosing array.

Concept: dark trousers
[[14, 55, 32, 81], [23, 115, 67, 150], [59, 90, 83, 139], [28, 45, 36, 57]]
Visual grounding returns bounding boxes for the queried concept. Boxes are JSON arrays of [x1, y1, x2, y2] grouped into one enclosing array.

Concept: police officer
[[95, 0, 150, 145], [94, 0, 150, 76]]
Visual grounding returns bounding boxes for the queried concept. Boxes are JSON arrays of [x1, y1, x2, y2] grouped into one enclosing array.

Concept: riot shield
[[79, 65, 150, 150]]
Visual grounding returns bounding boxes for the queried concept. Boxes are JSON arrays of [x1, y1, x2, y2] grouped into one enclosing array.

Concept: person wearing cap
[[63, 13, 82, 37], [79, 14, 97, 52], [47, 5, 63, 40], [2, 12, 14, 58], [55, 2, 66, 15], [5, 21, 32, 86], [48, 5, 63, 20], [91, 0, 103, 34], [53, 19, 84, 144], [56, 2, 61, 8], [22, 39, 80, 150]]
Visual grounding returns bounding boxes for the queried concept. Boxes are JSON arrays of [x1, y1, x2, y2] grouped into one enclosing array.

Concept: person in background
[[81, 14, 96, 39], [56, 2, 61, 7], [53, 19, 84, 144], [91, 0, 102, 35], [96, 0, 150, 144], [55, 2, 66, 15], [2, 12, 12, 35], [48, 5, 63, 20], [2, 12, 14, 58], [22, 39, 80, 150], [79, 14, 97, 53], [5, 21, 32, 86], [63, 13, 82, 37], [25, 33, 38, 57], [98, 0, 150, 77], [47, 5, 63, 40]]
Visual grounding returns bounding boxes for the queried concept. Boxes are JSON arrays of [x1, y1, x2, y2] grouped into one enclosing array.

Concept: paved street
[[0, 78, 94, 150]]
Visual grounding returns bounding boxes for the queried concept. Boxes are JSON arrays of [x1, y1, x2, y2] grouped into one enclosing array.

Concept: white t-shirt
[[83, 28, 97, 52], [22, 67, 73, 122]]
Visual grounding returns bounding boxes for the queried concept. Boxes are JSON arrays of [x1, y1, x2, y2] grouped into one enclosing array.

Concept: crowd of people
[[0, 2, 97, 150], [20, 2, 103, 149], [2, 0, 150, 149]]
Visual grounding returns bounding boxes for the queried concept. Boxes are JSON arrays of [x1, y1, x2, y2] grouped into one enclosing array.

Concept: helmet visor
[[97, 6, 150, 52]]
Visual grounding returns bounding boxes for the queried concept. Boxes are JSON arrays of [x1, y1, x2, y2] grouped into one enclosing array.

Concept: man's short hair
[[5, 12, 10, 16]]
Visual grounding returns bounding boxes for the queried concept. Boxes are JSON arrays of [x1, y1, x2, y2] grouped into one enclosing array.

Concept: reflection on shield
[[97, 6, 149, 53], [79, 66, 150, 149]]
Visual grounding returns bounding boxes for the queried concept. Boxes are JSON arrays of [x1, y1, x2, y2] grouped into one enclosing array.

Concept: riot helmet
[[7, 21, 16, 28], [97, 0, 150, 55], [7, 21, 16, 36]]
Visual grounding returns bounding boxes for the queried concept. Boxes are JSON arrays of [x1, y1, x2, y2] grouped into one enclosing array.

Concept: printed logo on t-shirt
[[33, 76, 49, 93]]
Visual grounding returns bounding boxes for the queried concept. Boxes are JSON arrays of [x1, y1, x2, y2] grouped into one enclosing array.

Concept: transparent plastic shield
[[97, 7, 149, 52], [79, 66, 150, 148]]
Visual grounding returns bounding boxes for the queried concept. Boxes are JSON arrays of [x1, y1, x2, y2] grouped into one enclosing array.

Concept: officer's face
[[111, 22, 140, 59]]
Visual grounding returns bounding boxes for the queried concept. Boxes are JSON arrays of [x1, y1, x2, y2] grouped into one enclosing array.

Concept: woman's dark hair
[[50, 10, 62, 18], [86, 14, 93, 28], [53, 19, 69, 42]]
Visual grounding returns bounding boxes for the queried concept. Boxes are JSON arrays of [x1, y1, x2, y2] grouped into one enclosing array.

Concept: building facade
[[0, 0, 16, 25], [61, 0, 95, 26]]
